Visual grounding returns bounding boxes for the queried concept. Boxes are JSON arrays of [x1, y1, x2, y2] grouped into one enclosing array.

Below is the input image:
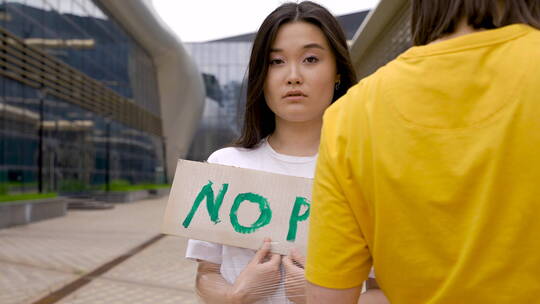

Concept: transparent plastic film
[[189, 238, 384, 304], [192, 238, 307, 304]]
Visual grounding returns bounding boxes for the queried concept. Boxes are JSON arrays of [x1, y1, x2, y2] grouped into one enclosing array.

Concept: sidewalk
[[0, 196, 199, 304]]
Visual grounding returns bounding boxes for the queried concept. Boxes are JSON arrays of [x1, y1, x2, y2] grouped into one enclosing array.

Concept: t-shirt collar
[[261, 137, 318, 163]]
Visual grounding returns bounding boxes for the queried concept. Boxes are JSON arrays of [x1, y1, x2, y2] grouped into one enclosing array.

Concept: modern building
[[350, 0, 412, 79], [185, 10, 370, 161], [183, 41, 251, 161], [0, 0, 204, 196]]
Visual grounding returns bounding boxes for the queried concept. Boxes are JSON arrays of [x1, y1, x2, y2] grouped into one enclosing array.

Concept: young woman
[[186, 2, 387, 303]]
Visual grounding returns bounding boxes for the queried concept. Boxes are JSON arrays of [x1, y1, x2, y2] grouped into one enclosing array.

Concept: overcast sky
[[152, 0, 380, 43]]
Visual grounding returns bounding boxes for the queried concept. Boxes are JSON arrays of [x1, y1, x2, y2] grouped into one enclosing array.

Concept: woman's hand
[[358, 289, 390, 304], [358, 278, 390, 304], [228, 238, 281, 304], [282, 248, 306, 304]]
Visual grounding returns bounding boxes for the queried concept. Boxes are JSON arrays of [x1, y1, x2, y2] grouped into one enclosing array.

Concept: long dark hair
[[412, 0, 540, 46], [235, 1, 357, 148]]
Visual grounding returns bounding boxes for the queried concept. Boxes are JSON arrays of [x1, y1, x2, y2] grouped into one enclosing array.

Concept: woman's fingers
[[252, 237, 272, 264], [283, 254, 305, 278], [283, 255, 300, 278], [267, 252, 281, 266], [290, 248, 306, 267], [282, 255, 294, 271]]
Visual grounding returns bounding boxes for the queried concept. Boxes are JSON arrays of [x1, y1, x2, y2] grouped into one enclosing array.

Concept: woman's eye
[[304, 56, 319, 63], [269, 58, 284, 65]]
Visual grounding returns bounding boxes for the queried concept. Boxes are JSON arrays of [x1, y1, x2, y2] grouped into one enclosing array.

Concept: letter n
[[182, 181, 229, 228]]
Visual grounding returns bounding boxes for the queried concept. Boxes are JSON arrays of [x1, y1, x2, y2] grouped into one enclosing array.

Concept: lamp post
[[37, 89, 46, 193], [105, 116, 111, 192], [161, 137, 168, 184]]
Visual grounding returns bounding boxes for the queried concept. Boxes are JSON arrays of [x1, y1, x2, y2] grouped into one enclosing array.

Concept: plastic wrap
[[188, 238, 387, 304]]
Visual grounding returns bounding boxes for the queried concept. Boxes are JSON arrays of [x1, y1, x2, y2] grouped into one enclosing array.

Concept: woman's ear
[[334, 74, 341, 91]]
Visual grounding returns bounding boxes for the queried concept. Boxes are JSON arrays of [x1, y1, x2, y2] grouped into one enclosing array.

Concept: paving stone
[[0, 197, 202, 303], [0, 261, 77, 304], [0, 198, 167, 274], [56, 278, 199, 304], [101, 236, 197, 292]]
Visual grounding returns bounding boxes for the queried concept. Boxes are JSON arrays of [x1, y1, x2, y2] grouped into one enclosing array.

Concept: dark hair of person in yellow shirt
[[412, 0, 540, 46]]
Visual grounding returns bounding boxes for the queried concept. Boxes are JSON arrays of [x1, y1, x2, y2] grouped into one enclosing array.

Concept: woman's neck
[[267, 118, 321, 157], [430, 18, 484, 45]]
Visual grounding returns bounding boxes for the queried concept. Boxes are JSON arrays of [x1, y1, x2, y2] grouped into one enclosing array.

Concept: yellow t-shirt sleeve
[[305, 101, 372, 289]]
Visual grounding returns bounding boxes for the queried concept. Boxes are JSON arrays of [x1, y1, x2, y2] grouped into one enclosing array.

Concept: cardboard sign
[[162, 159, 313, 255]]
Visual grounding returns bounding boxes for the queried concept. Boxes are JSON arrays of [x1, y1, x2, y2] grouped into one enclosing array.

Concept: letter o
[[229, 193, 272, 234]]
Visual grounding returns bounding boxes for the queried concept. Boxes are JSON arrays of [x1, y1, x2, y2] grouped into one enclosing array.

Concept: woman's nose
[[287, 79, 301, 85], [286, 65, 302, 85]]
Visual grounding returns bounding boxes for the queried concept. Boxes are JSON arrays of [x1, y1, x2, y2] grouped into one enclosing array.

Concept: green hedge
[[93, 180, 169, 192], [107, 183, 170, 192], [59, 180, 88, 192], [0, 182, 39, 195], [0, 192, 58, 204]]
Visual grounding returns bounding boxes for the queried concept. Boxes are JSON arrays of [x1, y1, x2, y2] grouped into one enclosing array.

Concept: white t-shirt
[[186, 138, 317, 304]]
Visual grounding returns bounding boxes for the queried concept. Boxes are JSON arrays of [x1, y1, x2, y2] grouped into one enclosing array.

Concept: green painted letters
[[229, 193, 272, 234], [286, 197, 310, 242], [182, 181, 229, 228]]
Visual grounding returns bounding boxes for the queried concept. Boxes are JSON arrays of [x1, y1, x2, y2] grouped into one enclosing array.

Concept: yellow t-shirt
[[306, 24, 540, 303]]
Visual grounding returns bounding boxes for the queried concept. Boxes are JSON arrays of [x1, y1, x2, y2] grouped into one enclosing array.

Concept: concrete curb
[[148, 188, 170, 197], [0, 197, 67, 229], [93, 190, 150, 203]]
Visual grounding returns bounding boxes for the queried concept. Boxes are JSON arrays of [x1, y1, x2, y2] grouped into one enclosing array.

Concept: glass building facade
[[184, 42, 251, 161], [0, 0, 165, 196]]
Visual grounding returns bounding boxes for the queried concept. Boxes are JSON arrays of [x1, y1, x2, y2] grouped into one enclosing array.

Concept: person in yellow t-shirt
[[305, 1, 540, 303]]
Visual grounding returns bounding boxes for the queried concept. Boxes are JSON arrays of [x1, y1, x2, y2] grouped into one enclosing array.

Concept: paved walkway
[[0, 197, 199, 304]]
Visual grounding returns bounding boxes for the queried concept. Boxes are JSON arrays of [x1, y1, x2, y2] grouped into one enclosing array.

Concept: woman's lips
[[283, 90, 307, 101], [283, 95, 307, 101]]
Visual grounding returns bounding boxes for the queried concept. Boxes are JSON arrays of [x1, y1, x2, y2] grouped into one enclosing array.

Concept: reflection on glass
[[0, 0, 165, 196], [185, 42, 251, 161]]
